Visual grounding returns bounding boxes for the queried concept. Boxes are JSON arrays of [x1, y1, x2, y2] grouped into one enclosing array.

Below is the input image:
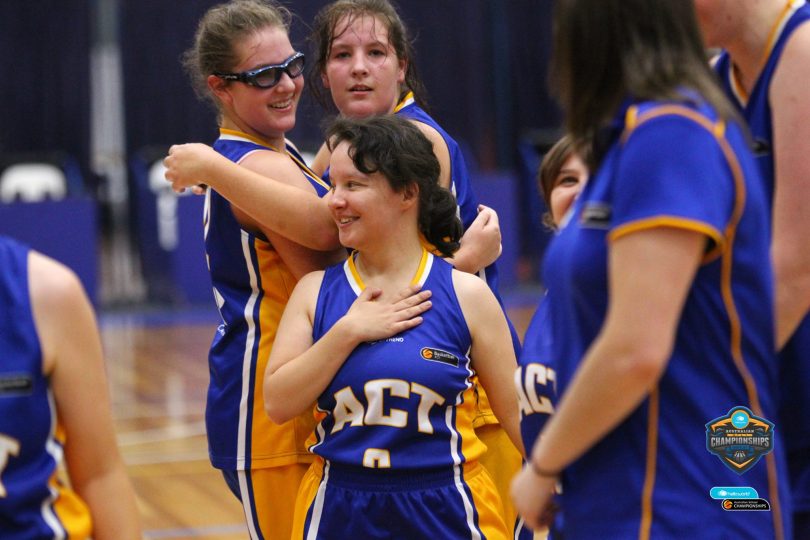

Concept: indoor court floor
[[102, 301, 537, 539]]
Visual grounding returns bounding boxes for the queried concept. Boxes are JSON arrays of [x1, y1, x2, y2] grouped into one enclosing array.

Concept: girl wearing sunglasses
[[181, 1, 346, 539]]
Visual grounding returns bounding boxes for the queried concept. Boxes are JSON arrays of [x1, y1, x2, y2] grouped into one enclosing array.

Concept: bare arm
[[233, 151, 346, 278], [264, 277, 433, 423], [453, 270, 524, 456], [410, 121, 503, 274], [309, 141, 332, 177], [30, 252, 141, 540], [512, 227, 705, 530], [164, 143, 340, 251], [770, 24, 810, 348]]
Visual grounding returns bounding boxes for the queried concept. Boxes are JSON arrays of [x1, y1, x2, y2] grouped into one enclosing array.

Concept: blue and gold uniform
[[714, 1, 810, 531], [395, 93, 523, 525], [293, 251, 508, 539], [514, 298, 558, 540], [542, 99, 791, 538], [206, 130, 330, 539], [0, 236, 92, 539]]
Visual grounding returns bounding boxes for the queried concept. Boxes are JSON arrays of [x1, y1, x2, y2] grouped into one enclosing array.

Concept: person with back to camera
[[695, 1, 810, 535], [513, 134, 589, 540], [511, 1, 792, 538], [0, 234, 141, 539], [264, 115, 523, 539], [180, 1, 346, 538]]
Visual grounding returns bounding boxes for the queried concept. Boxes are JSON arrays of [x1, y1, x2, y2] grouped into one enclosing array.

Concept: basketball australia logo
[[705, 406, 774, 474]]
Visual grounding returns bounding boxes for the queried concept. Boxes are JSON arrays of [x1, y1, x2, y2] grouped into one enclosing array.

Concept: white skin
[[206, 25, 345, 276], [695, 0, 810, 348], [548, 153, 589, 225], [263, 141, 524, 457], [165, 13, 501, 273], [28, 251, 141, 539], [310, 13, 502, 273]]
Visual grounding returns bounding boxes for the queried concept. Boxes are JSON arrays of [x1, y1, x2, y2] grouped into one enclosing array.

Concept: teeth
[[269, 99, 292, 109], [339, 217, 355, 224]]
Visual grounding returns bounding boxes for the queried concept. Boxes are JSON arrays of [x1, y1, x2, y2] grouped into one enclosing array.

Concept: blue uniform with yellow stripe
[[714, 1, 810, 528], [206, 130, 330, 539], [514, 297, 559, 540], [293, 250, 508, 539], [0, 236, 93, 539], [542, 99, 791, 538]]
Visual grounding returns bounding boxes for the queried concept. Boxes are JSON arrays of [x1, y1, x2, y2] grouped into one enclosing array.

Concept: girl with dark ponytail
[[264, 115, 523, 540]]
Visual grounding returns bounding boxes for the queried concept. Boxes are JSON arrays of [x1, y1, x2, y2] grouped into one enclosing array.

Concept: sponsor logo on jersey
[[705, 406, 774, 474], [579, 202, 612, 229], [420, 347, 459, 367], [0, 374, 33, 396]]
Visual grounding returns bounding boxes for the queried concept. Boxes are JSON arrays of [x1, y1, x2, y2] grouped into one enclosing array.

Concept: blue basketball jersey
[[542, 99, 790, 538], [714, 1, 810, 515], [0, 236, 92, 539], [307, 250, 487, 470], [205, 130, 330, 471], [394, 93, 502, 295]]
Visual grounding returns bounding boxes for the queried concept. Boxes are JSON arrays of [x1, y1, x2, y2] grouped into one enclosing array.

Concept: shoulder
[[451, 269, 497, 312], [240, 147, 314, 190], [772, 21, 810, 97], [28, 251, 91, 374]]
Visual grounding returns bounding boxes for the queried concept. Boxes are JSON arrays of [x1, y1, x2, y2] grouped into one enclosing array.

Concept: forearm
[[265, 318, 361, 423], [208, 158, 340, 251], [530, 336, 665, 473], [773, 257, 810, 349], [445, 242, 482, 274], [77, 464, 141, 539]]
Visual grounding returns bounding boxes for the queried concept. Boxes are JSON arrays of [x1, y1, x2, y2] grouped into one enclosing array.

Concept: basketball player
[[0, 235, 141, 539], [180, 1, 345, 538], [696, 1, 810, 535], [513, 135, 588, 540], [307, 1, 524, 520], [511, 1, 791, 538], [264, 115, 522, 539]]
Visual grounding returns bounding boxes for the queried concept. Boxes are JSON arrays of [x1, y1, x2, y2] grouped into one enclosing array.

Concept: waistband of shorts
[[319, 459, 483, 491]]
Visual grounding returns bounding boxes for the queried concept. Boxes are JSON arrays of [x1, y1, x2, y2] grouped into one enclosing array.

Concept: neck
[[220, 117, 285, 150], [354, 234, 425, 292], [727, 0, 791, 91]]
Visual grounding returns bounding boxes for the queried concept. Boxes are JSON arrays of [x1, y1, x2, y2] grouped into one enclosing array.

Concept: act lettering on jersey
[[515, 363, 556, 417], [331, 379, 446, 435], [0, 434, 21, 497]]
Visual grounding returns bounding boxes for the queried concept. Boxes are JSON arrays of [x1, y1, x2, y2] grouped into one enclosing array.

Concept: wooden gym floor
[[103, 303, 537, 539]]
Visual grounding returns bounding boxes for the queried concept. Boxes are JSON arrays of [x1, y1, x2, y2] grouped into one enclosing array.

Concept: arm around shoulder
[[29, 252, 141, 539]]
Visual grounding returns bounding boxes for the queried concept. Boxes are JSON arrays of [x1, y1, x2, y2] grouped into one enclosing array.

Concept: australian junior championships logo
[[705, 406, 774, 474]]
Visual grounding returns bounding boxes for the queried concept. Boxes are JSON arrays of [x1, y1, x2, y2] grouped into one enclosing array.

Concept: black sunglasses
[[214, 52, 305, 89]]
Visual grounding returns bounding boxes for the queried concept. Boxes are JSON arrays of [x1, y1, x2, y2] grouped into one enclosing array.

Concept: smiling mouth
[[269, 99, 293, 109], [337, 217, 357, 225], [350, 85, 372, 92]]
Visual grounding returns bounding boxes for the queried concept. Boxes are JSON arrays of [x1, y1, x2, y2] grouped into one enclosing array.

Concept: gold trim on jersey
[[345, 247, 430, 293], [617, 104, 784, 540], [217, 128, 329, 191], [393, 91, 415, 113], [730, 0, 798, 104]]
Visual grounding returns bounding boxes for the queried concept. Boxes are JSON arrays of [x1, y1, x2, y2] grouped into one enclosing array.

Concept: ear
[[321, 70, 331, 89], [396, 58, 407, 85], [208, 74, 233, 107], [401, 183, 418, 210]]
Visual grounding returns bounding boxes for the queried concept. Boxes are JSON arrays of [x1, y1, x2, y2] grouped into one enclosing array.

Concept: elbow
[[263, 379, 294, 425]]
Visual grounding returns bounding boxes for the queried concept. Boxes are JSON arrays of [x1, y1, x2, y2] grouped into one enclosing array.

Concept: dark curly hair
[[326, 115, 461, 256]]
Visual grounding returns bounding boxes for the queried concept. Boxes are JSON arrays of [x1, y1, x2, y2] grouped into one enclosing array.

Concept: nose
[[350, 54, 369, 77], [327, 186, 344, 210], [274, 70, 298, 92]]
